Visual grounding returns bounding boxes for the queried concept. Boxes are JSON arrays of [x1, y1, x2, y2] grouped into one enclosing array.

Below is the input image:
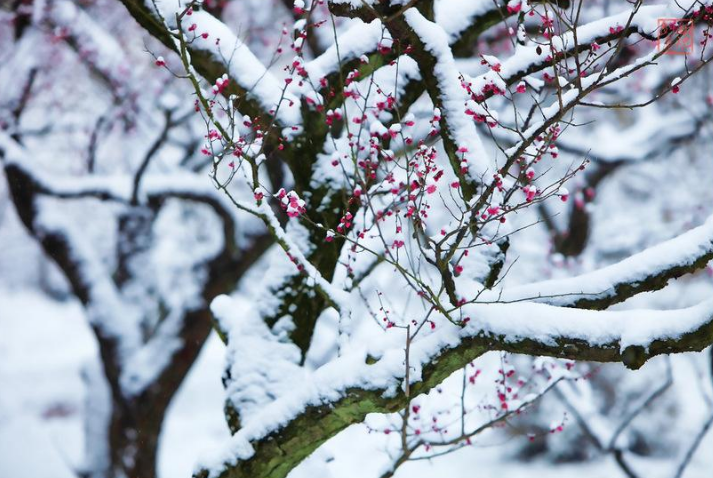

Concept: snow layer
[[148, 0, 301, 126], [492, 214, 713, 306], [404, 8, 493, 178], [200, 286, 713, 475]]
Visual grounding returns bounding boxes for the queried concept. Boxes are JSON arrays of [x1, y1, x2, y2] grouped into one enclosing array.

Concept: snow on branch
[[32, 197, 143, 356], [491, 214, 713, 309], [312, 0, 509, 105], [436, 0, 513, 55], [1, 137, 236, 211], [400, 8, 493, 191], [195, 293, 713, 478], [1, 148, 143, 373], [305, 20, 385, 82], [312, 0, 507, 76], [459, 2, 702, 106], [118, 0, 300, 126]]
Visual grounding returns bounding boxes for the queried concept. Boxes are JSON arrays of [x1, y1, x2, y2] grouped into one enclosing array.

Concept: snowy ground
[[1, 288, 712, 478]]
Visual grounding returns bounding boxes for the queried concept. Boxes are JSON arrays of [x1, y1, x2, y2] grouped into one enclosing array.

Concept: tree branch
[[195, 295, 713, 478], [491, 215, 713, 309], [117, 0, 299, 126]]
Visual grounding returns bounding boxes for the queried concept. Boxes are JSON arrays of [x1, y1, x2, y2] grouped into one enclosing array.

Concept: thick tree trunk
[[106, 402, 161, 478]]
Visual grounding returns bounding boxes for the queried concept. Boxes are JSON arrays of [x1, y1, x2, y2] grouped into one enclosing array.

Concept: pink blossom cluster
[[277, 188, 306, 218]]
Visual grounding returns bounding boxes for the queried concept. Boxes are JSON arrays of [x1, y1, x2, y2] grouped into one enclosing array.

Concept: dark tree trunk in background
[[2, 159, 271, 478]]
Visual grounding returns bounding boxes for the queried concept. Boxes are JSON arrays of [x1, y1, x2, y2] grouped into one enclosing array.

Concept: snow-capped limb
[[490, 214, 713, 309], [436, 0, 514, 56], [1, 137, 248, 363], [0, 143, 141, 365], [3, 157, 142, 399], [195, 297, 713, 478], [305, 20, 385, 84], [327, 0, 381, 20], [304, 20, 398, 113], [117, 0, 299, 126], [328, 1, 493, 198], [460, 1, 709, 106], [397, 8, 493, 196], [314, 0, 510, 108], [327, 0, 511, 44]]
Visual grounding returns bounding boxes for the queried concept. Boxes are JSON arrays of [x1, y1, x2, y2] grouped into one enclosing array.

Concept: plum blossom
[[277, 188, 306, 218]]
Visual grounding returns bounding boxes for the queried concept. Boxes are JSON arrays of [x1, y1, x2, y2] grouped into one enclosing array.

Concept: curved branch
[[195, 294, 713, 478], [389, 7, 493, 198], [491, 215, 713, 309], [117, 0, 299, 126], [313, 0, 514, 110]]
